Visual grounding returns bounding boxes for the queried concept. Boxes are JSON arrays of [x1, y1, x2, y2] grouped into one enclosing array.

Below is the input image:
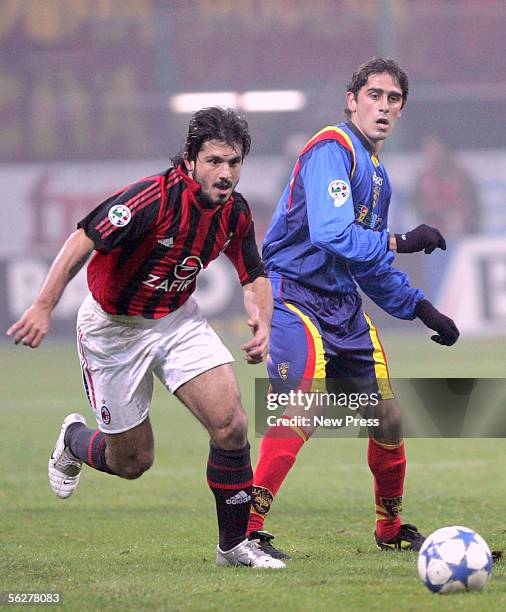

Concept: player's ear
[[346, 91, 357, 114], [183, 153, 195, 177]]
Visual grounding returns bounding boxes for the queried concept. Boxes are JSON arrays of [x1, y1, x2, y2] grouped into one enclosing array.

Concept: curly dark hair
[[172, 106, 251, 167], [344, 57, 409, 118]]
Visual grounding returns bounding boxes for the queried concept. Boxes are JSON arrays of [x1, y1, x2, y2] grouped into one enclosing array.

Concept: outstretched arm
[[351, 256, 459, 345], [240, 276, 273, 364], [7, 228, 94, 348], [351, 252, 425, 320]]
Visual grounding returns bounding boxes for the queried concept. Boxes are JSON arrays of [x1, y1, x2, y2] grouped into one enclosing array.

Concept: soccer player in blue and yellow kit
[[247, 58, 460, 558]]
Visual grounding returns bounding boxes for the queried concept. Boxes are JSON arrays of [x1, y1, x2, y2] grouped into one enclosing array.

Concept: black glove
[[394, 224, 446, 254], [415, 299, 459, 346]]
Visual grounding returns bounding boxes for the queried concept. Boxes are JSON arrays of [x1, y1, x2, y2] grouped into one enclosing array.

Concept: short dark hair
[[172, 106, 251, 167], [344, 57, 409, 118]]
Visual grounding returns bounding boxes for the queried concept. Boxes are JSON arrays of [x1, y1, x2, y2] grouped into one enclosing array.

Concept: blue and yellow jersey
[[263, 121, 424, 319]]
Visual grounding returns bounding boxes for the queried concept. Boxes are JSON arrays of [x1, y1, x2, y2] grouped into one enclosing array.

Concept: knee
[[370, 400, 403, 441], [211, 408, 248, 450], [112, 451, 154, 480], [383, 405, 403, 432]]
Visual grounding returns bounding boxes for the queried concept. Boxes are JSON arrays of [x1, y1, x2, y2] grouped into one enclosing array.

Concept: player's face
[[185, 139, 243, 205], [346, 72, 404, 152]]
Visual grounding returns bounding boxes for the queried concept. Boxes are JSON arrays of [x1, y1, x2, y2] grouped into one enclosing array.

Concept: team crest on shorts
[[381, 496, 403, 517], [101, 405, 111, 425], [277, 362, 290, 380], [252, 486, 273, 515], [328, 179, 350, 207], [108, 204, 131, 227]]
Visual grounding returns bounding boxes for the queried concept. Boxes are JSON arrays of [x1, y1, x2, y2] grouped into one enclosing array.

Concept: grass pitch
[[1, 333, 505, 611]]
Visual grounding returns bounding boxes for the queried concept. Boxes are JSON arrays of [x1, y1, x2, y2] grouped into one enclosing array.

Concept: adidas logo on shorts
[[225, 490, 252, 505]]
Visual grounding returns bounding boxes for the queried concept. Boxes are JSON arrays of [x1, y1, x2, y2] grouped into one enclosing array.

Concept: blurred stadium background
[[1, 0, 506, 341]]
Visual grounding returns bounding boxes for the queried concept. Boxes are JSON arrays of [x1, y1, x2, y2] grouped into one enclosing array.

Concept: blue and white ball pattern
[[418, 526, 493, 593]]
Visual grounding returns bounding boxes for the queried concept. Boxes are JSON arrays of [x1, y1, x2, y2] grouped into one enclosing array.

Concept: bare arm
[[240, 276, 273, 364], [7, 228, 94, 348]]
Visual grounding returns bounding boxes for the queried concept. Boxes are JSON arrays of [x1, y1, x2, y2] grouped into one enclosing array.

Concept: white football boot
[[216, 539, 286, 569], [48, 413, 87, 499]]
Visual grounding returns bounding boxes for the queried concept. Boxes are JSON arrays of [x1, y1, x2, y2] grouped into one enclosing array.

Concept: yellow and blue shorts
[[267, 275, 394, 399]]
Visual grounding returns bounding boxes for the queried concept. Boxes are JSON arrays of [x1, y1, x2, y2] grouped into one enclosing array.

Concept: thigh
[[77, 298, 155, 434], [267, 298, 328, 435], [327, 311, 394, 401], [268, 298, 327, 394], [174, 363, 245, 434], [154, 298, 234, 393]]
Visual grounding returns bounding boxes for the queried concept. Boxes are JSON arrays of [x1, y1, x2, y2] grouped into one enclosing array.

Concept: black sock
[[207, 442, 253, 551], [65, 423, 115, 474]]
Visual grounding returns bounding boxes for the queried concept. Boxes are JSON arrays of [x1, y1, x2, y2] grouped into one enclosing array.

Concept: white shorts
[[76, 293, 234, 434]]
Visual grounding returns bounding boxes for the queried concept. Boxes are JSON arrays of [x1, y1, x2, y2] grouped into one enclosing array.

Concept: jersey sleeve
[[225, 211, 265, 285], [350, 251, 425, 320], [77, 178, 163, 252], [300, 141, 389, 262]]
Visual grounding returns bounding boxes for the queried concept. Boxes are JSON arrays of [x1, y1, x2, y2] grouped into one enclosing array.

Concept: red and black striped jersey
[[78, 167, 265, 319]]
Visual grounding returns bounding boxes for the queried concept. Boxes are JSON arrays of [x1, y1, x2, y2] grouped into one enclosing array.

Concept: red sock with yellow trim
[[368, 437, 406, 541], [247, 424, 306, 535]]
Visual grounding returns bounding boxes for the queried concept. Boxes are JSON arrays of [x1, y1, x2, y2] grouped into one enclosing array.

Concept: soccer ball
[[418, 526, 493, 593]]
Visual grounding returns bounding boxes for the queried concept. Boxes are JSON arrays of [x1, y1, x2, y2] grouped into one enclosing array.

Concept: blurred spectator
[[411, 134, 481, 239]]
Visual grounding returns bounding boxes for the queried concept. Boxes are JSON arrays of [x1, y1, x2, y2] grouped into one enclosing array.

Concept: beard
[[196, 180, 233, 207], [197, 189, 220, 207]]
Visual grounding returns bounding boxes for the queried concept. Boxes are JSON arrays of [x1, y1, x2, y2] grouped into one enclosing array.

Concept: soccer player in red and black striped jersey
[[7, 107, 284, 569]]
